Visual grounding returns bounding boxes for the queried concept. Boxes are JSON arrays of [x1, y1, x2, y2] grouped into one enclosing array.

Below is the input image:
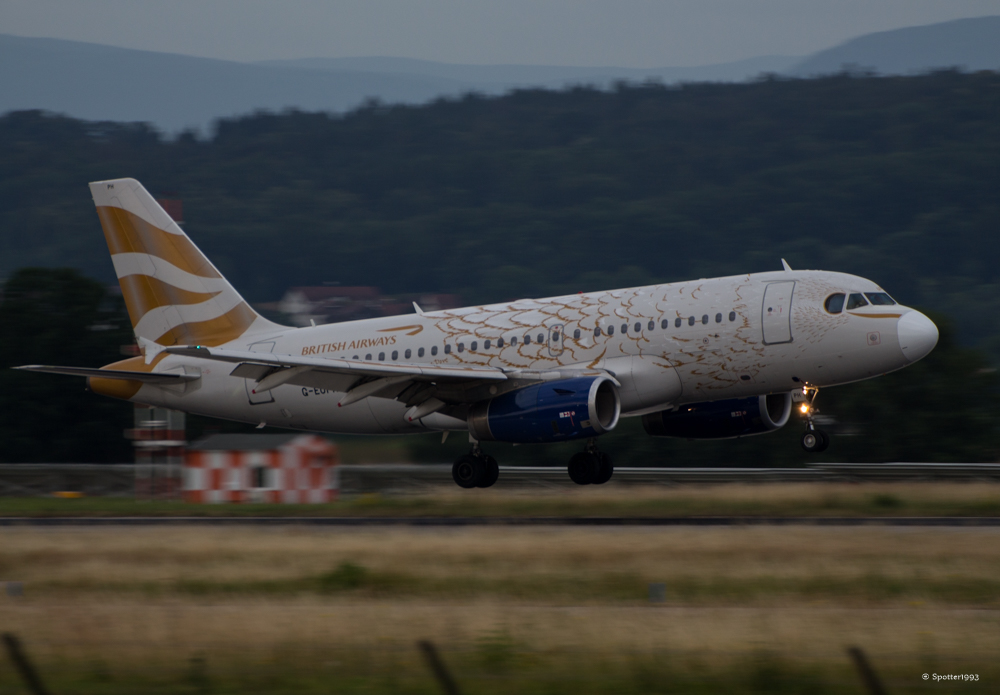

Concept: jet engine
[[642, 392, 793, 439], [468, 376, 621, 443]]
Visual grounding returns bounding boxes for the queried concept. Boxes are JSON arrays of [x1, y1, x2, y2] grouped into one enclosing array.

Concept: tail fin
[[90, 178, 280, 347]]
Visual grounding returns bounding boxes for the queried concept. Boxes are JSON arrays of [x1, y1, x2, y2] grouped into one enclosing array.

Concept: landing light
[[799, 404, 811, 414]]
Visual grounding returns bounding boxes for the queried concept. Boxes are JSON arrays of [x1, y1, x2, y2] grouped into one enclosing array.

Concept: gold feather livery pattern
[[90, 179, 266, 348]]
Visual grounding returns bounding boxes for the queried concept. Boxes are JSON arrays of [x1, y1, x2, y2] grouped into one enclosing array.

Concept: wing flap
[[229, 363, 359, 394]]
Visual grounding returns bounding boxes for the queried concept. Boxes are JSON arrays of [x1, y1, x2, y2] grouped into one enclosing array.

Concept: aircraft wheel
[[452, 455, 484, 488], [801, 430, 827, 453], [815, 430, 830, 452], [477, 455, 500, 488], [592, 453, 614, 485], [568, 452, 598, 485]]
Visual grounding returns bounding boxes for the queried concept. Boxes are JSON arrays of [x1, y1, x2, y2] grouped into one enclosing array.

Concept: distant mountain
[[5, 15, 1000, 135], [792, 16, 1000, 76], [0, 34, 468, 133], [256, 55, 800, 88], [0, 33, 797, 133]]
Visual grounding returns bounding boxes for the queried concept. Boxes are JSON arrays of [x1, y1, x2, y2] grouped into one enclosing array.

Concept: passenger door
[[762, 281, 795, 345]]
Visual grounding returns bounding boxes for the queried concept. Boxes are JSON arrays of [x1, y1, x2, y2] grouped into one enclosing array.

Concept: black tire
[[452, 455, 484, 488], [477, 455, 500, 488], [801, 430, 823, 453], [592, 453, 614, 485], [816, 430, 830, 452], [568, 452, 599, 485]]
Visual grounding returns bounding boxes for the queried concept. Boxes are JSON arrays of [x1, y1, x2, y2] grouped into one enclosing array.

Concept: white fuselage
[[130, 269, 931, 435]]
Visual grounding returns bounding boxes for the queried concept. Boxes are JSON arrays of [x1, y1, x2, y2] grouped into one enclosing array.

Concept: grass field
[[0, 524, 997, 693], [2, 481, 1000, 518]]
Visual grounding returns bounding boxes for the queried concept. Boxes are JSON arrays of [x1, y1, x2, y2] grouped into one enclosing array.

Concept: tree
[[0, 268, 134, 462]]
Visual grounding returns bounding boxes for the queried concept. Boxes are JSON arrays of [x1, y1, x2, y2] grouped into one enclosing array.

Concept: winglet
[[413, 301, 424, 316], [781, 259, 793, 272]]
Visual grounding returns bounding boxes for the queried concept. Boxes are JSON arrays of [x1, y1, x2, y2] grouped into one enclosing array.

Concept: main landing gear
[[567, 439, 614, 485], [799, 386, 830, 453], [452, 442, 500, 488], [451, 440, 614, 488]]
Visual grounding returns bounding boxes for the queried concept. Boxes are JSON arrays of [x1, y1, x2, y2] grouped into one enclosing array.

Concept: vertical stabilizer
[[90, 178, 280, 347]]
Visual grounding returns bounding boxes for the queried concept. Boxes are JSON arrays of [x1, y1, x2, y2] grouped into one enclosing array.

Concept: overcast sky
[[4, 0, 1000, 67]]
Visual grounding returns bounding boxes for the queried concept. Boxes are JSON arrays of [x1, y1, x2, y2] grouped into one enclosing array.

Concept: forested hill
[[2, 70, 999, 362]]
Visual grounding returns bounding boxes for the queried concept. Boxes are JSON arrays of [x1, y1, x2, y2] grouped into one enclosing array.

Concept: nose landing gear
[[452, 441, 500, 488], [568, 439, 614, 485], [799, 386, 830, 453]]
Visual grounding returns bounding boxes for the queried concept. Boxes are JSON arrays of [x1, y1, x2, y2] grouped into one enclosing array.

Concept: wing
[[165, 345, 509, 417]]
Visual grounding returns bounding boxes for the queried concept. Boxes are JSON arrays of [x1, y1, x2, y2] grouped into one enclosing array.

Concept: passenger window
[[379, 352, 385, 361], [688, 316, 695, 326], [470, 341, 477, 351], [846, 293, 869, 310], [607, 325, 615, 336], [552, 331, 560, 342], [510, 337, 517, 346], [431, 346, 438, 356], [661, 319, 668, 329], [702, 315, 709, 324], [573, 329, 581, 340], [391, 350, 398, 360], [484, 339, 491, 349], [729, 311, 736, 322], [537, 333, 544, 343], [444, 345, 451, 354], [865, 292, 896, 306], [458, 343, 465, 353], [417, 347, 424, 358], [824, 293, 845, 314], [648, 320, 654, 331], [621, 323, 628, 334], [715, 313, 722, 323], [498, 337, 505, 347], [675, 318, 682, 328], [524, 335, 531, 345], [594, 327, 601, 337], [404, 349, 411, 359], [366, 353, 372, 361], [353, 355, 359, 360]]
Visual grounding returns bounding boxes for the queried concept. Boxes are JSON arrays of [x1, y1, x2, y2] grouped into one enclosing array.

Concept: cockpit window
[[824, 293, 845, 314], [846, 293, 869, 310], [864, 292, 896, 306]]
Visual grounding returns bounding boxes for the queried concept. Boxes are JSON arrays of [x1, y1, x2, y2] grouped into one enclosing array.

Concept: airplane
[[16, 178, 939, 488]]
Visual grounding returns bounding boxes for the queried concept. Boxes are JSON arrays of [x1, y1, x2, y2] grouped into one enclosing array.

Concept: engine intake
[[642, 392, 793, 439], [468, 376, 620, 443]]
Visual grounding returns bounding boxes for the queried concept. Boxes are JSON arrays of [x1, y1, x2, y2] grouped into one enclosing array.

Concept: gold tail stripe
[[152, 301, 258, 347], [97, 206, 220, 279], [118, 274, 222, 330]]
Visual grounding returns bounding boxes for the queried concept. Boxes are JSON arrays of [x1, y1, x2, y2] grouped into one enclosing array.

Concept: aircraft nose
[[897, 310, 938, 363]]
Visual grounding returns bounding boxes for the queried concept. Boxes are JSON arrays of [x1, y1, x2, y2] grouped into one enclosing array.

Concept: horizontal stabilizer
[[13, 365, 200, 383]]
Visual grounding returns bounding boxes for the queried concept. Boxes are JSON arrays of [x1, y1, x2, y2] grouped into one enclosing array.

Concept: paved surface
[[1, 516, 998, 526], [3, 463, 999, 497]]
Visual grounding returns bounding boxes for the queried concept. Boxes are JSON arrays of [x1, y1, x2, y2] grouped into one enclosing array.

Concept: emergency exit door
[[761, 281, 795, 345]]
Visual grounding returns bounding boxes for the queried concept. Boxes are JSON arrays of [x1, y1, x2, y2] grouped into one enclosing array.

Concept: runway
[[1, 516, 998, 526]]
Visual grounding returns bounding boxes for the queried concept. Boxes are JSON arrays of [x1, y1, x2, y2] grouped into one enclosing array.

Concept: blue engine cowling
[[641, 392, 793, 439], [468, 376, 621, 443]]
